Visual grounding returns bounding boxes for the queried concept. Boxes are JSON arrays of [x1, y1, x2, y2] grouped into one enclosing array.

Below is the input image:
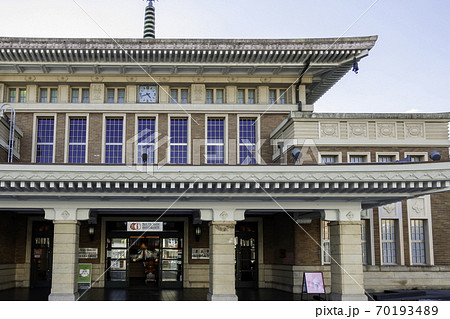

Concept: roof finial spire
[[143, 0, 158, 39]]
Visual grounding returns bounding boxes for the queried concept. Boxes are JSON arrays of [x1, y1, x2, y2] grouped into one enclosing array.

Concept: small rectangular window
[[72, 88, 89, 103], [19, 89, 27, 103], [170, 90, 178, 104], [40, 88, 58, 103], [237, 89, 245, 104], [216, 89, 224, 104], [321, 155, 337, 164], [247, 89, 255, 104], [269, 90, 276, 104], [82, 89, 90, 103], [9, 89, 16, 103], [50, 89, 58, 103], [206, 90, 213, 104], [40, 88, 48, 103], [107, 89, 115, 103], [350, 155, 365, 163]]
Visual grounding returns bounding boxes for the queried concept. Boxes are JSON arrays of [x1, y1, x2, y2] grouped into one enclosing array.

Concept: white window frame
[[205, 88, 225, 104], [404, 151, 428, 162], [321, 219, 331, 265], [347, 152, 371, 163], [319, 152, 343, 164], [205, 115, 228, 164], [237, 114, 261, 164], [106, 87, 126, 104], [39, 87, 58, 103], [269, 88, 288, 104], [407, 195, 434, 265], [376, 152, 399, 163], [102, 114, 126, 164], [8, 87, 27, 103], [361, 208, 375, 265], [64, 114, 89, 163], [71, 87, 90, 103], [31, 113, 57, 163], [134, 114, 159, 165], [168, 114, 191, 164], [378, 202, 404, 265], [170, 88, 189, 104], [237, 88, 257, 104]]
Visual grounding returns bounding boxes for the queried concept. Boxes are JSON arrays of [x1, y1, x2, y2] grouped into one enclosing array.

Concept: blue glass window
[[105, 118, 123, 164], [207, 119, 224, 164], [36, 118, 54, 163], [170, 118, 188, 164], [137, 118, 156, 164], [239, 119, 256, 164], [68, 118, 87, 163]]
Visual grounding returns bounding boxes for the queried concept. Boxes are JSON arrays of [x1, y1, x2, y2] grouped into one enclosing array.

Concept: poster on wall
[[78, 263, 92, 289], [192, 248, 210, 259], [302, 272, 325, 294]]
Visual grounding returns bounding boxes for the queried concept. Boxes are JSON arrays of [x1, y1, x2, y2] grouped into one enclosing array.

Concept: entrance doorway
[[235, 222, 258, 288], [105, 221, 184, 289], [30, 221, 53, 288]]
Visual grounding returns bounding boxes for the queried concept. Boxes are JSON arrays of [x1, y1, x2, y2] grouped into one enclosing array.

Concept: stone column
[[329, 221, 367, 301], [44, 208, 89, 301], [207, 221, 237, 301], [48, 220, 80, 301]]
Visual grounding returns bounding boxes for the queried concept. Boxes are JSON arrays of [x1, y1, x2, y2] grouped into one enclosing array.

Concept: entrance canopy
[[0, 162, 448, 209]]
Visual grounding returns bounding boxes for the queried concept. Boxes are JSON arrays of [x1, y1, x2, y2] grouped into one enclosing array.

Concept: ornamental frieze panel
[[405, 123, 425, 138], [348, 123, 368, 138], [320, 123, 339, 138], [377, 123, 396, 139]]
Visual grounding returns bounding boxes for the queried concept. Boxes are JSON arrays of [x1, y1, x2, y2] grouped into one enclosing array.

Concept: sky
[[0, 0, 449, 114]]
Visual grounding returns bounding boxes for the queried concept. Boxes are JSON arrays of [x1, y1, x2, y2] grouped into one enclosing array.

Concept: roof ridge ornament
[[143, 1, 159, 39]]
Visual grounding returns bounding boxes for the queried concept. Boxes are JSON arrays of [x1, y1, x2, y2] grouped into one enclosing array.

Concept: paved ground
[[0, 288, 305, 301], [1, 287, 450, 301]]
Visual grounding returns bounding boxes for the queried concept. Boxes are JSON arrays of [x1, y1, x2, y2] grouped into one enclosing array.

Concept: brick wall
[[431, 192, 450, 265], [294, 218, 321, 265], [263, 213, 295, 265], [188, 220, 210, 265]]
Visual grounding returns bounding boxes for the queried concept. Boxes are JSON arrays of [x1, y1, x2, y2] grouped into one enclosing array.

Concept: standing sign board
[[78, 263, 92, 289], [302, 272, 326, 300]]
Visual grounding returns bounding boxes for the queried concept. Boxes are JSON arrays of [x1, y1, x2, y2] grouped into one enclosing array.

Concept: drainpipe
[[295, 60, 310, 111]]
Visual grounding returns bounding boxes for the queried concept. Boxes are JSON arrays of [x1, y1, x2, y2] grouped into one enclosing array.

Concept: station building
[[0, 4, 449, 302]]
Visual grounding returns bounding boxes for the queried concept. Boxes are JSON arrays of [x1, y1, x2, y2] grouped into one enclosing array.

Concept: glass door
[[30, 221, 54, 288], [160, 236, 183, 288], [235, 222, 258, 288], [128, 236, 160, 288], [106, 237, 128, 287]]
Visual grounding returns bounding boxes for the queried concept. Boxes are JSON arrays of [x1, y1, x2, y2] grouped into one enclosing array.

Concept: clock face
[[138, 85, 158, 103]]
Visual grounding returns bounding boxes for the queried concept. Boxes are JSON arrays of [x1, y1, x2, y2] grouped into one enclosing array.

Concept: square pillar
[[207, 221, 237, 301], [329, 221, 367, 301], [48, 220, 80, 301]]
